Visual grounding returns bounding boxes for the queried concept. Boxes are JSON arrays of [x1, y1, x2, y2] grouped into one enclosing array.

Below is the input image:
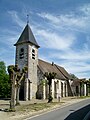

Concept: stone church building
[[14, 23, 76, 101]]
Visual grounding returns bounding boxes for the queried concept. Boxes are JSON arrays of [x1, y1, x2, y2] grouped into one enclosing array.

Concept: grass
[[6, 102, 64, 120], [76, 96, 90, 99], [16, 102, 64, 113], [79, 96, 90, 99]]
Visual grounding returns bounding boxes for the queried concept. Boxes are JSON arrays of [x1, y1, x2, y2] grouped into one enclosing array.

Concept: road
[[26, 98, 90, 120]]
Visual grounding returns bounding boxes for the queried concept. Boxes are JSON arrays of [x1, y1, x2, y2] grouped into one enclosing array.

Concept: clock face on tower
[[19, 48, 24, 59]]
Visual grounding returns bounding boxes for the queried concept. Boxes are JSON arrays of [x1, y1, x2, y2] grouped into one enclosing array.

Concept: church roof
[[38, 59, 69, 80], [14, 24, 40, 48], [55, 65, 72, 80]]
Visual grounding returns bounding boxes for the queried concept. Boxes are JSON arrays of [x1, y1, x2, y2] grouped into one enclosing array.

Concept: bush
[[0, 61, 11, 99]]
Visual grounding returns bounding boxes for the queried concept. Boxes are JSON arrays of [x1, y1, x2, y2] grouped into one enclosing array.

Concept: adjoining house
[[70, 78, 90, 97], [14, 23, 88, 101]]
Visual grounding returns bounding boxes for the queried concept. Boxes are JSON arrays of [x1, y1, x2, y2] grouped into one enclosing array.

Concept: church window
[[32, 49, 35, 53], [32, 48, 35, 59], [19, 48, 24, 59]]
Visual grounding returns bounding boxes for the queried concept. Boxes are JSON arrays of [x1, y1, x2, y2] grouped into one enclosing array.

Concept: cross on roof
[[27, 14, 29, 24]]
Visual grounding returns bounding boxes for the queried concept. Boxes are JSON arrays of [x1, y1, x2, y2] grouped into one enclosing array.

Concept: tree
[[0, 61, 6, 74], [70, 73, 78, 80], [15, 66, 27, 105], [8, 65, 27, 111], [0, 61, 10, 98], [44, 72, 56, 103], [8, 65, 16, 111]]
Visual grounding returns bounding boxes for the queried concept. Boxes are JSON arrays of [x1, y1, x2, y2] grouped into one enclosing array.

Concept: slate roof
[[55, 65, 72, 80], [71, 80, 80, 86], [14, 24, 40, 48], [71, 78, 87, 86], [38, 59, 70, 80]]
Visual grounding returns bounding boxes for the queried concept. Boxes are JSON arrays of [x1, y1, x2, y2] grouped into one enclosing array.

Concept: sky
[[0, 0, 90, 79]]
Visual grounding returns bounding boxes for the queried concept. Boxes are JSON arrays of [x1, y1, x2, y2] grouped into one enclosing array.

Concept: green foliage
[[22, 66, 28, 73], [44, 72, 56, 80], [44, 72, 57, 85], [0, 61, 6, 74], [70, 73, 78, 80], [8, 65, 15, 74], [0, 61, 11, 98], [40, 79, 48, 86]]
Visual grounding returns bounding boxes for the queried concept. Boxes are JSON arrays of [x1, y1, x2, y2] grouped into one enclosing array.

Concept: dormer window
[[19, 48, 24, 59], [32, 48, 35, 59]]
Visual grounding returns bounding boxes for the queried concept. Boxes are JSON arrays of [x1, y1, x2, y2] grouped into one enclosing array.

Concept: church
[[14, 23, 82, 101]]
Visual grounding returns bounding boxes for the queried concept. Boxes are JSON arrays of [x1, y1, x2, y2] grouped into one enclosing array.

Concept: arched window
[[19, 48, 24, 59]]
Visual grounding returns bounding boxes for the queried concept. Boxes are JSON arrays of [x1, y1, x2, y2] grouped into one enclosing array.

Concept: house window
[[32, 48, 35, 59], [19, 48, 24, 59]]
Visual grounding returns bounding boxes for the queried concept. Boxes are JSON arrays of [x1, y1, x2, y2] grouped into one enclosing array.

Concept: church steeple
[[14, 21, 39, 100], [14, 24, 40, 48]]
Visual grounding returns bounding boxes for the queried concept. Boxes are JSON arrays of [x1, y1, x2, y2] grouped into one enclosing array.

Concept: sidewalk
[[0, 97, 87, 120]]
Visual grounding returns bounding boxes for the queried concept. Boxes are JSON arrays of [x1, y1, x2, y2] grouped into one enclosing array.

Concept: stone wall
[[15, 43, 38, 99]]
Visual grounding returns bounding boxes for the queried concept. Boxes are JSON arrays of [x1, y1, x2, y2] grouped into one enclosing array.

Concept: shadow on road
[[64, 104, 90, 120]]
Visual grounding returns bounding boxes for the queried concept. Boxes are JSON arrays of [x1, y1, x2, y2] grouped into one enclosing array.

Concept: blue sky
[[0, 0, 90, 79]]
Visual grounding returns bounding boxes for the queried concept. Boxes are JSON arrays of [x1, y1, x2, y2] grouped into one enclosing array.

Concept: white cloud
[[8, 11, 25, 28], [37, 13, 60, 24], [38, 13, 84, 28], [55, 60, 90, 79], [51, 49, 90, 61], [0, 29, 19, 47], [36, 29, 75, 50], [80, 4, 90, 16], [37, 4, 90, 33], [36, 4, 90, 79], [76, 72, 90, 79], [62, 61, 90, 73], [48, 46, 90, 78], [4, 9, 90, 79]]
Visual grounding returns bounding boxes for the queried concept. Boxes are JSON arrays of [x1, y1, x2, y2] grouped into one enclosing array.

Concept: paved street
[[26, 98, 90, 120]]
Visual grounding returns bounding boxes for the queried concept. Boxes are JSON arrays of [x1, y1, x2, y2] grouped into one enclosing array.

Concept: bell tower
[[14, 23, 40, 100]]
